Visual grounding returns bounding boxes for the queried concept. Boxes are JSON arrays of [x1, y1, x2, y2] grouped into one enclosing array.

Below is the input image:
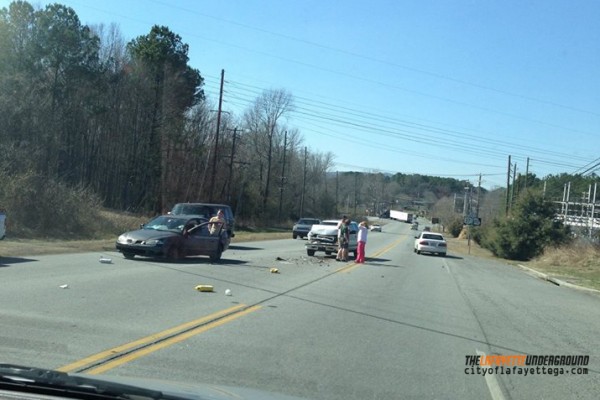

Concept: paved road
[[1, 221, 599, 399]]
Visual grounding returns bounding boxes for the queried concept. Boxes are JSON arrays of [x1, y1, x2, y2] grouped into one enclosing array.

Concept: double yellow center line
[[58, 304, 261, 374], [59, 235, 407, 374]]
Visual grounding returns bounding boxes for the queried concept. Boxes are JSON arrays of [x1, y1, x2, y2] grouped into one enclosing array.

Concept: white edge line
[[476, 349, 507, 400]]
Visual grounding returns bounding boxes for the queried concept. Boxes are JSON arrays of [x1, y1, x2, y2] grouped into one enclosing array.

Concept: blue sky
[[11, 0, 600, 188]]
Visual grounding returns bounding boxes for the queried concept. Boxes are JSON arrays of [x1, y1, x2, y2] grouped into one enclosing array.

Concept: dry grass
[[0, 230, 290, 258], [446, 230, 600, 291], [525, 244, 600, 291], [446, 236, 496, 260], [0, 238, 117, 257]]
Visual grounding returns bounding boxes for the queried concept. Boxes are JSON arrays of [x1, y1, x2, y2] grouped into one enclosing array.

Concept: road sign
[[463, 216, 482, 226]]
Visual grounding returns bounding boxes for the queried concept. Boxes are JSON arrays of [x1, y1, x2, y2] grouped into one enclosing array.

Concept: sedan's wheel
[[307, 249, 315, 256], [416, 250, 421, 255], [293, 233, 297, 239], [123, 252, 135, 259], [167, 246, 181, 260], [210, 245, 223, 262], [413, 248, 417, 253]]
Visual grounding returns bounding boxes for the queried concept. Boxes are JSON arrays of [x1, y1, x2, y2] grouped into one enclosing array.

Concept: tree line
[[0, 1, 479, 224], [1, 1, 594, 252], [0, 1, 339, 222]]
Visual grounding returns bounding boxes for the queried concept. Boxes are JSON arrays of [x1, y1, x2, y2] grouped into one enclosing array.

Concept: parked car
[[116, 215, 230, 261], [414, 232, 447, 256], [170, 203, 235, 237], [306, 219, 359, 257], [292, 218, 321, 239], [370, 224, 382, 232]]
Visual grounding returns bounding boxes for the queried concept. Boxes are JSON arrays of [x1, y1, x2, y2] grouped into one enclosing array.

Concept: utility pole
[[463, 185, 469, 216], [335, 171, 339, 217], [300, 147, 307, 216], [354, 173, 358, 216], [278, 131, 287, 220], [510, 163, 517, 210], [525, 157, 530, 191], [209, 69, 224, 202], [590, 182, 597, 238], [226, 127, 238, 203], [476, 173, 482, 216], [543, 179, 547, 198], [565, 181, 571, 219], [505, 155, 511, 216], [262, 121, 275, 216]]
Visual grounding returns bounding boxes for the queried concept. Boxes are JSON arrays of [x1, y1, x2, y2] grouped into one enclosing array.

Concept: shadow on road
[[228, 245, 264, 251], [364, 257, 391, 263], [121, 256, 249, 265], [415, 253, 463, 260], [0, 256, 38, 267]]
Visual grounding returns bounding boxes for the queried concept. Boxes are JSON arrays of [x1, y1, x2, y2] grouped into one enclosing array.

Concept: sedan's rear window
[[299, 219, 319, 224], [172, 204, 214, 218], [423, 234, 444, 240]]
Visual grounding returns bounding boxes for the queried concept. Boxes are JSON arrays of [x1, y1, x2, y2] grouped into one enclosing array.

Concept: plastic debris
[[195, 285, 214, 292], [270, 268, 279, 274], [225, 289, 232, 296], [276, 257, 286, 261], [59, 284, 69, 289], [99, 256, 112, 264]]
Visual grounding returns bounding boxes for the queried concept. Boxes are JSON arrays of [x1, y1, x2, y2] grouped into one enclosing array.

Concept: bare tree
[[243, 89, 294, 218]]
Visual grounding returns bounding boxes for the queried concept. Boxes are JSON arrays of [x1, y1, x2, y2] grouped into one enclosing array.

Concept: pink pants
[[356, 241, 366, 263]]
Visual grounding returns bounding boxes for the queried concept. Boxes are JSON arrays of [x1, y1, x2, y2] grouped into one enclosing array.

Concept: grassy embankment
[[446, 234, 600, 292], [0, 210, 291, 257]]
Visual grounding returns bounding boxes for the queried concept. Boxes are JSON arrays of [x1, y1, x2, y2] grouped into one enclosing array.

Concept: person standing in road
[[336, 218, 350, 262], [356, 220, 368, 263]]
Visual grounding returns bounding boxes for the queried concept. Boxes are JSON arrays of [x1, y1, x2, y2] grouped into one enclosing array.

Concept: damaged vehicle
[[116, 215, 230, 261], [305, 219, 359, 258]]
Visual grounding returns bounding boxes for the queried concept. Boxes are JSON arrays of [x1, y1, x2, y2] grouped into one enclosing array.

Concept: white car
[[370, 224, 382, 232], [414, 232, 447, 256]]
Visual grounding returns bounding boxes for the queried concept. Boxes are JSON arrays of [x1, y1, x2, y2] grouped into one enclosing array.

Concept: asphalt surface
[[1, 221, 599, 400]]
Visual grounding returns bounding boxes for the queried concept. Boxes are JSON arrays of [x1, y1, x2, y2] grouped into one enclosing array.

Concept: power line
[[150, 0, 600, 118], [207, 77, 593, 169]]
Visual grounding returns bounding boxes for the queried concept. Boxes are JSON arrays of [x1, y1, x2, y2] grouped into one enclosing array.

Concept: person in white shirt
[[356, 221, 368, 263]]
